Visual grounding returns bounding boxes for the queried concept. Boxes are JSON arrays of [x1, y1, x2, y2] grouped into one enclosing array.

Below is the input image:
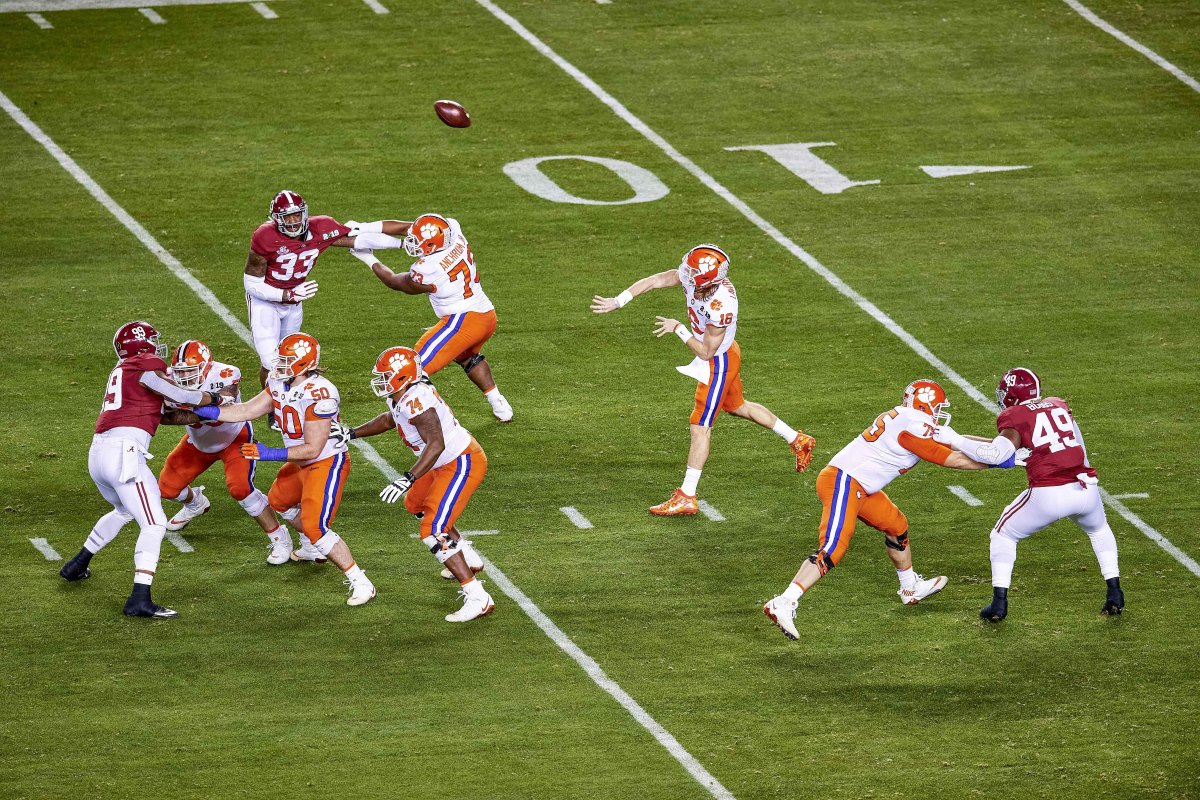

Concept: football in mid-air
[[434, 99, 471, 128]]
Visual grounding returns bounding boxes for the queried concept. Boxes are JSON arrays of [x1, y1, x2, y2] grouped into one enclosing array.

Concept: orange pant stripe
[[815, 465, 908, 566], [690, 341, 745, 426], [404, 442, 487, 538]]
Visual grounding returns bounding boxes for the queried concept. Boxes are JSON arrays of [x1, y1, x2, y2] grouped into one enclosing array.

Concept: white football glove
[[933, 424, 959, 446], [329, 420, 354, 448], [380, 472, 415, 504], [291, 280, 319, 301], [350, 247, 378, 268], [1015, 447, 1032, 466]]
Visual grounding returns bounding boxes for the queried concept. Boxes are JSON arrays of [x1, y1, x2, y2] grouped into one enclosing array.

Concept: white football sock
[[782, 581, 804, 602], [681, 468, 702, 496], [896, 567, 917, 589], [461, 577, 486, 596], [133, 525, 165, 584], [267, 524, 291, 544], [990, 530, 1017, 588], [343, 563, 365, 581], [773, 419, 798, 441], [1086, 525, 1120, 580]]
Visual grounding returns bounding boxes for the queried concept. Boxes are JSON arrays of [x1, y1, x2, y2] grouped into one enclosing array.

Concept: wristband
[[675, 326, 692, 344], [403, 470, 416, 483], [258, 446, 289, 462], [615, 290, 633, 308], [348, 428, 357, 440], [194, 406, 221, 421], [990, 454, 1017, 469]]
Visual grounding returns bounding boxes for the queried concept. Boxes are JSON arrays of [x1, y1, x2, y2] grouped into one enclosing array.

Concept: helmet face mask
[[270, 190, 308, 239], [371, 346, 422, 398], [903, 379, 951, 427], [678, 244, 730, 291], [996, 367, 1041, 408], [114, 321, 167, 361], [404, 214, 451, 258], [171, 340, 213, 389], [272, 333, 320, 382]]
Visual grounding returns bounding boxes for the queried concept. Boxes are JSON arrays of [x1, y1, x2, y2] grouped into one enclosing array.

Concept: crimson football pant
[[87, 433, 168, 585]]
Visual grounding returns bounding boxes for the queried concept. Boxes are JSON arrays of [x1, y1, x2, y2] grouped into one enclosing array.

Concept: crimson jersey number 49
[[1031, 408, 1080, 453]]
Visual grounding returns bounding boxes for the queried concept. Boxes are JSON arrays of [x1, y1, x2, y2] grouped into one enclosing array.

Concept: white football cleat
[[898, 574, 948, 605], [344, 575, 376, 606], [446, 587, 495, 622], [290, 540, 328, 564], [266, 533, 294, 566], [763, 595, 799, 640], [166, 486, 210, 531], [489, 394, 513, 423]]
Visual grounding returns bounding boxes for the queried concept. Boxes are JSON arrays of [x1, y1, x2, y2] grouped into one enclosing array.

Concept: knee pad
[[278, 505, 301, 523], [885, 531, 910, 552], [461, 354, 486, 373], [807, 549, 835, 576], [314, 531, 342, 557], [238, 489, 269, 517], [424, 533, 463, 565]]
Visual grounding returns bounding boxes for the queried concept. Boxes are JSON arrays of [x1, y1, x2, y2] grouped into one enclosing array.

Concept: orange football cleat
[[790, 431, 816, 472], [649, 489, 699, 516]]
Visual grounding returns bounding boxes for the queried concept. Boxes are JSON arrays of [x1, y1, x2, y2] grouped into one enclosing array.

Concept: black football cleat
[[59, 550, 93, 582], [1101, 577, 1124, 616], [980, 587, 1008, 622], [123, 585, 178, 618]]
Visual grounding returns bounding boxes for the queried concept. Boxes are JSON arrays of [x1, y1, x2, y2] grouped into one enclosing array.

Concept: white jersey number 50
[[1031, 408, 1079, 453]]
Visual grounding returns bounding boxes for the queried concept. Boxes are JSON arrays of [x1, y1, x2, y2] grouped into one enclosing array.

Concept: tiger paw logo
[[220, 367, 234, 379], [292, 339, 312, 359], [916, 386, 938, 405], [196, 342, 211, 361], [698, 255, 718, 271], [419, 222, 440, 240], [710, 299, 723, 311], [388, 352, 411, 372]]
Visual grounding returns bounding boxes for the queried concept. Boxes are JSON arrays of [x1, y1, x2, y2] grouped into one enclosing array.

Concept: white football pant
[[247, 296, 304, 370], [87, 431, 168, 585], [989, 481, 1119, 588]]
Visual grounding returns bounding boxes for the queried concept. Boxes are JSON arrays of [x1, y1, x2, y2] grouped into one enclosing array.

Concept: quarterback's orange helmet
[[679, 244, 730, 290]]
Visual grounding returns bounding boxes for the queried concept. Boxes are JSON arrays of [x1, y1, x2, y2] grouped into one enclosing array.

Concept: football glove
[[380, 472, 416, 504], [290, 280, 319, 301], [329, 420, 355, 448]]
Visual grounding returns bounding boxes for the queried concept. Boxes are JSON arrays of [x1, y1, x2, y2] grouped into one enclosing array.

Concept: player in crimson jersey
[[591, 244, 816, 515], [935, 367, 1124, 621], [243, 191, 411, 408], [157, 340, 296, 565], [337, 346, 495, 623], [763, 380, 997, 640], [349, 213, 514, 423], [59, 322, 224, 618]]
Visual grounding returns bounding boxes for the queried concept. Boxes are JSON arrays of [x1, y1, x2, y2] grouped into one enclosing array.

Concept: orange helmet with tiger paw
[[371, 346, 422, 398], [678, 244, 730, 290], [404, 214, 453, 258], [903, 379, 951, 428], [171, 339, 214, 389], [272, 333, 320, 381]]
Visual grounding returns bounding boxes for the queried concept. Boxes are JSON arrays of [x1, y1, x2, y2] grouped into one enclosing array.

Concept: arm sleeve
[[244, 273, 286, 303], [949, 433, 1016, 466], [897, 430, 952, 466], [140, 371, 205, 406], [354, 232, 407, 250]]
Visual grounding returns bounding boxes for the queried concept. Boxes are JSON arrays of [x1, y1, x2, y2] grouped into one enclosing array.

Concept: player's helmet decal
[[113, 320, 167, 360], [678, 244, 730, 290], [272, 332, 320, 381], [903, 378, 951, 428], [171, 339, 214, 389], [404, 214, 452, 258]]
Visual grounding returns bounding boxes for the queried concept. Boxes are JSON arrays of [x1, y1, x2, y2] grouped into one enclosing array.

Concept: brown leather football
[[433, 100, 471, 128]]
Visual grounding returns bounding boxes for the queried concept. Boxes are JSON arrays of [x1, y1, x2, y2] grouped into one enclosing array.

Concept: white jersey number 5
[[1031, 408, 1079, 453]]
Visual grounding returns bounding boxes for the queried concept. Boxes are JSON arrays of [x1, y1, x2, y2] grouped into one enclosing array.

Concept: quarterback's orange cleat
[[790, 431, 816, 472], [649, 489, 699, 516]]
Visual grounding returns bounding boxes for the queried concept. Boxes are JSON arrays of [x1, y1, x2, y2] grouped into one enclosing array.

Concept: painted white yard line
[[920, 165, 1029, 178], [249, 1, 273, 18], [1111, 493, 1149, 500], [480, 555, 736, 800], [476, 0, 1200, 582], [138, 7, 164, 22], [1062, 0, 1200, 95], [30, 538, 62, 561], [947, 485, 984, 507], [165, 530, 194, 553], [360, 0, 387, 14], [559, 506, 593, 529], [0, 86, 729, 800], [2, 0, 279, 10], [697, 500, 725, 522], [26, 10, 50, 25]]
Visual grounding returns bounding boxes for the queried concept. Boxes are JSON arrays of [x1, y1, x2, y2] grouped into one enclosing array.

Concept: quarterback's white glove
[[290, 280, 319, 301], [350, 247, 378, 268], [329, 420, 354, 448], [380, 471, 416, 504]]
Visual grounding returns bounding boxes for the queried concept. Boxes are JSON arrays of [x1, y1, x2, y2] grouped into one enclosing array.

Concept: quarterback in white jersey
[[196, 333, 375, 606], [592, 244, 816, 516], [349, 213, 513, 422], [157, 340, 296, 564], [763, 380, 999, 641], [340, 346, 493, 623]]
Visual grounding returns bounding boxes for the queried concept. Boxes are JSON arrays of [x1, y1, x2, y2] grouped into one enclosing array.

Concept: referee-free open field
[[2, 2, 1198, 798]]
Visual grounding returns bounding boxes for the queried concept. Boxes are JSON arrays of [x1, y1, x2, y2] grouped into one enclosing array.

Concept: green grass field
[[2, 1, 1198, 798]]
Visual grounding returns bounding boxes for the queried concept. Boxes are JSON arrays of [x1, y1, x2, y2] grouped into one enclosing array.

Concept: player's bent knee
[[314, 531, 342, 556], [461, 353, 486, 373], [885, 531, 910, 551], [424, 532, 463, 564], [807, 549, 835, 576], [238, 489, 269, 517]]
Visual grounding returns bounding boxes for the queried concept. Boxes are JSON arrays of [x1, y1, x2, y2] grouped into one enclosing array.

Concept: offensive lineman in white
[[935, 367, 1124, 621]]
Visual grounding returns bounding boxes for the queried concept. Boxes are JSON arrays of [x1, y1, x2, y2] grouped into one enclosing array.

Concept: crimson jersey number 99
[[1031, 408, 1080, 453]]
